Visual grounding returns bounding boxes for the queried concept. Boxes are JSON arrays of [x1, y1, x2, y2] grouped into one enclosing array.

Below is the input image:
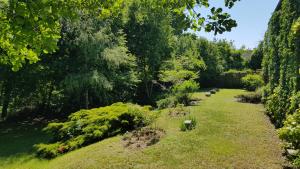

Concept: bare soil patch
[[122, 128, 165, 149]]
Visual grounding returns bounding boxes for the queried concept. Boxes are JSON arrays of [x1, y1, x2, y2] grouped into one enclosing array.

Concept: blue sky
[[195, 0, 280, 49]]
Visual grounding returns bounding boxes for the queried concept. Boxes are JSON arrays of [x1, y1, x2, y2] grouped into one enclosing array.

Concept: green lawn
[[0, 89, 284, 169]]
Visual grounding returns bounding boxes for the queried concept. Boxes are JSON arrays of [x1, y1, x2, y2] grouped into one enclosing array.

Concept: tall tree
[[249, 42, 263, 70], [0, 0, 239, 70], [60, 16, 138, 109]]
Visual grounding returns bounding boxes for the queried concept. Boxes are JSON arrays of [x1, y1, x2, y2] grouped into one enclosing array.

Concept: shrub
[[35, 103, 155, 158], [156, 97, 176, 109], [278, 110, 300, 167], [266, 86, 289, 128], [242, 74, 264, 91], [180, 116, 197, 131], [172, 80, 199, 106], [288, 92, 300, 115], [236, 88, 262, 104], [157, 80, 199, 109], [278, 110, 300, 150]]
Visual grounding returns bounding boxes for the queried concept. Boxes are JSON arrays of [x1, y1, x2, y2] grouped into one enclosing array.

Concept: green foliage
[[236, 88, 262, 104], [0, 0, 239, 71], [197, 38, 224, 87], [215, 40, 245, 71], [59, 16, 138, 109], [35, 103, 155, 158], [156, 97, 176, 109], [0, 0, 123, 70], [278, 109, 300, 167], [279, 110, 300, 149], [266, 86, 289, 128], [157, 35, 204, 108], [242, 74, 264, 91], [180, 116, 197, 131], [249, 42, 263, 70], [217, 69, 251, 88], [292, 18, 300, 35], [172, 80, 199, 106]]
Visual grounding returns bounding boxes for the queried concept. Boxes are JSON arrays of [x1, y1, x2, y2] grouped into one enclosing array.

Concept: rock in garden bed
[[205, 92, 211, 97], [210, 89, 216, 94], [122, 127, 165, 149]]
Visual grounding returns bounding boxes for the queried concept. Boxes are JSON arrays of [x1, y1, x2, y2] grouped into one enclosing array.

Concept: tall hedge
[[262, 0, 300, 127]]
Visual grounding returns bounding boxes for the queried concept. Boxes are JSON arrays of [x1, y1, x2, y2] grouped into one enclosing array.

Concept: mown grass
[[0, 89, 284, 169]]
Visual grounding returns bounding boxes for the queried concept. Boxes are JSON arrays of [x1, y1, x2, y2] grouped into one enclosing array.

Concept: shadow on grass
[[0, 120, 49, 158]]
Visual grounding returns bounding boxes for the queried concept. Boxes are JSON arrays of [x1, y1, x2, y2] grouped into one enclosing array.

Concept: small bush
[[288, 92, 300, 115], [35, 103, 155, 158], [236, 89, 262, 104], [242, 74, 264, 91], [278, 110, 300, 167], [180, 116, 197, 131], [172, 80, 199, 106], [156, 97, 176, 109], [157, 80, 199, 109]]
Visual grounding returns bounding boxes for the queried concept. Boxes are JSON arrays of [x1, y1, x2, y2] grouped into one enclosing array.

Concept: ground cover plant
[[35, 103, 156, 158]]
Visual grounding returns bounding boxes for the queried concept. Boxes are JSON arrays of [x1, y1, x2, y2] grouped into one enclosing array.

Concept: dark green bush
[[156, 97, 176, 109], [35, 103, 155, 158], [242, 74, 264, 91], [236, 89, 262, 104]]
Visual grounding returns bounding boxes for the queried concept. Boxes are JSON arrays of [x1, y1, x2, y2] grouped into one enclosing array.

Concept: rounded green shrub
[[242, 74, 264, 91]]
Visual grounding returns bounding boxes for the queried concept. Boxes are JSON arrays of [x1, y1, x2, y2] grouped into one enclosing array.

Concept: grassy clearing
[[0, 89, 284, 169]]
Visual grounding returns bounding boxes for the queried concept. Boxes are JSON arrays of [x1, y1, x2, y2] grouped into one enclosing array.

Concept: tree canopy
[[0, 0, 239, 70]]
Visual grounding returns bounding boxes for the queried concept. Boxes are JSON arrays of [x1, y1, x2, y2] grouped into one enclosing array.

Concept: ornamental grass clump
[[180, 116, 197, 131], [35, 102, 155, 159]]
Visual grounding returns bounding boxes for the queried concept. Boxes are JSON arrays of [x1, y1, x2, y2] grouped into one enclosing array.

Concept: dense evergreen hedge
[[262, 0, 300, 127], [262, 0, 300, 166], [216, 69, 251, 88]]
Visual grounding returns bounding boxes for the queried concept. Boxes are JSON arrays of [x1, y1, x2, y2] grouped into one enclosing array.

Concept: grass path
[[0, 89, 284, 169]]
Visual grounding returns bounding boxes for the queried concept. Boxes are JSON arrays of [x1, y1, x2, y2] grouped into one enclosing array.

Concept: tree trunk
[[84, 89, 89, 109], [46, 85, 54, 110], [1, 82, 12, 119]]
